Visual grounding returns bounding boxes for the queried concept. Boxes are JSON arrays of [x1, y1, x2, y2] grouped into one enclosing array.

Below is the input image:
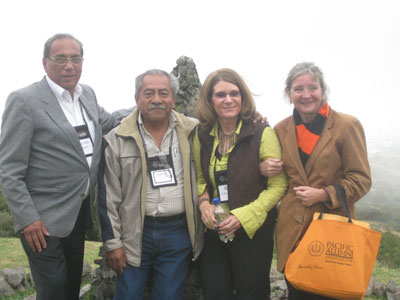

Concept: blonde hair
[[284, 62, 329, 103], [196, 68, 256, 128]]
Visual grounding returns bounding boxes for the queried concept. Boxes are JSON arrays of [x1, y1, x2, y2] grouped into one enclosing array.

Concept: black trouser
[[20, 201, 87, 300], [199, 222, 275, 300], [285, 276, 338, 300]]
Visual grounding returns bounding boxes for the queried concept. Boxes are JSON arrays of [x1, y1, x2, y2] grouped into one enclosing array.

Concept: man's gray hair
[[284, 62, 329, 103], [43, 33, 83, 58], [135, 69, 179, 98]]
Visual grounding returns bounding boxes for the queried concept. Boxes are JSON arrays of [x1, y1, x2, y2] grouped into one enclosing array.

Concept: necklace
[[218, 127, 236, 156], [219, 130, 235, 138]]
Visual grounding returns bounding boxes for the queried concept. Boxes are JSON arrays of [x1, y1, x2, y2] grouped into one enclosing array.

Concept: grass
[[364, 261, 400, 300], [0, 238, 101, 300], [0, 238, 399, 299], [371, 261, 400, 286], [0, 237, 102, 271]]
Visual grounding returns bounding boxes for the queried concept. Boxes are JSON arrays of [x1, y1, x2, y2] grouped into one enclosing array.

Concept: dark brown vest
[[198, 121, 277, 226]]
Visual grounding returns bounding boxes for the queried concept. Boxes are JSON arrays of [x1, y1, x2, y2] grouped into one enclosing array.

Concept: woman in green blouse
[[193, 68, 287, 300]]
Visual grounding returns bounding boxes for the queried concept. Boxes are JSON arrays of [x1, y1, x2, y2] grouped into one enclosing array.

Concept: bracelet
[[198, 197, 210, 206]]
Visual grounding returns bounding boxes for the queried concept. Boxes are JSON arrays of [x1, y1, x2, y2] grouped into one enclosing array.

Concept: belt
[[145, 213, 186, 223]]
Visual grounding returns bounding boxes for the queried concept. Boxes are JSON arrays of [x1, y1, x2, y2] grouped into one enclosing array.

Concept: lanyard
[[137, 120, 178, 188], [213, 145, 229, 202], [78, 102, 94, 146], [137, 120, 174, 161]]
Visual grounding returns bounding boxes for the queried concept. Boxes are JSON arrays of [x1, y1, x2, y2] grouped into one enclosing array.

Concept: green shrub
[[0, 211, 17, 237], [0, 188, 17, 237], [0, 187, 9, 212], [86, 193, 101, 242], [377, 231, 400, 268]]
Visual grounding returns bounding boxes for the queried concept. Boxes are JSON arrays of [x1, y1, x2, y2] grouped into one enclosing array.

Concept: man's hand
[[253, 111, 269, 125], [260, 158, 283, 177], [107, 247, 127, 275], [22, 220, 50, 252]]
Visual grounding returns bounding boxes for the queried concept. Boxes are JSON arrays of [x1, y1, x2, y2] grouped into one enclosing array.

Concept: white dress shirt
[[46, 75, 94, 197], [46, 75, 95, 167]]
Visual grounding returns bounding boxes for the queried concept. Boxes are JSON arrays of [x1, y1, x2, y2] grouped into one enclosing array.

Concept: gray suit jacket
[[0, 77, 118, 237]]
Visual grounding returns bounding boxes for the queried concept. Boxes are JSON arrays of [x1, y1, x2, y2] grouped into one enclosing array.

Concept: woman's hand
[[294, 186, 330, 206], [199, 201, 217, 230], [218, 214, 241, 237], [260, 158, 283, 177]]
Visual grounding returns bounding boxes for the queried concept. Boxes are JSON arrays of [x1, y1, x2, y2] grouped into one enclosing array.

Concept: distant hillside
[[356, 128, 400, 230]]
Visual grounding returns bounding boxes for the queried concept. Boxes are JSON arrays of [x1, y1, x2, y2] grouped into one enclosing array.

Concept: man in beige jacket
[[98, 69, 203, 300]]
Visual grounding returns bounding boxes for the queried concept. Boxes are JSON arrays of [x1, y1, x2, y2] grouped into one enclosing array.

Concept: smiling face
[[135, 74, 176, 126], [42, 38, 83, 96], [212, 80, 242, 122], [289, 73, 323, 122]]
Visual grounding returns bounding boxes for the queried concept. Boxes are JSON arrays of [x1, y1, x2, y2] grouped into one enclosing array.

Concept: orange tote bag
[[285, 185, 381, 300]]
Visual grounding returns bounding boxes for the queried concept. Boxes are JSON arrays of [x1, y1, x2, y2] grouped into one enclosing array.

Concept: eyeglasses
[[47, 56, 84, 65], [214, 90, 241, 99]]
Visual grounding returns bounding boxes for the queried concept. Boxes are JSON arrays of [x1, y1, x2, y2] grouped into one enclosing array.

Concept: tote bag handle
[[318, 184, 353, 224]]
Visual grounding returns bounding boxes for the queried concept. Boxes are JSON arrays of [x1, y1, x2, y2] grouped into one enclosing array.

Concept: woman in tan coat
[[263, 62, 371, 300]]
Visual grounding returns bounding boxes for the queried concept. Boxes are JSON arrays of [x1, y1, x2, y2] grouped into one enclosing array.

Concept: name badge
[[75, 125, 93, 157], [218, 184, 229, 202], [215, 169, 229, 202], [150, 168, 176, 187], [147, 154, 177, 188]]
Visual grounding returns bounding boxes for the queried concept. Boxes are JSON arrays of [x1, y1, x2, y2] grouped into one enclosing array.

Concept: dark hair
[[43, 33, 83, 58], [135, 69, 179, 98]]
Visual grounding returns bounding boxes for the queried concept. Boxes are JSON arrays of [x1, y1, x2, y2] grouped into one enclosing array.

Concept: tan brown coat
[[274, 108, 371, 273]]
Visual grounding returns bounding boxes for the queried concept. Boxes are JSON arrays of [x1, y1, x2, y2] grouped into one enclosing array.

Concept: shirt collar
[[138, 112, 177, 134], [45, 75, 83, 100]]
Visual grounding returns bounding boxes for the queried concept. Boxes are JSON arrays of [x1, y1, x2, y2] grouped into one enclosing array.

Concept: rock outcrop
[[171, 55, 201, 118]]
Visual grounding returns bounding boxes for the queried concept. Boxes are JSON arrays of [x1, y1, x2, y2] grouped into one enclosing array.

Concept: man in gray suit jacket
[[0, 33, 119, 300]]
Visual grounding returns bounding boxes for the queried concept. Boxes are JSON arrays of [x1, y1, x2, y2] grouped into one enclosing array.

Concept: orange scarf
[[294, 103, 330, 166]]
